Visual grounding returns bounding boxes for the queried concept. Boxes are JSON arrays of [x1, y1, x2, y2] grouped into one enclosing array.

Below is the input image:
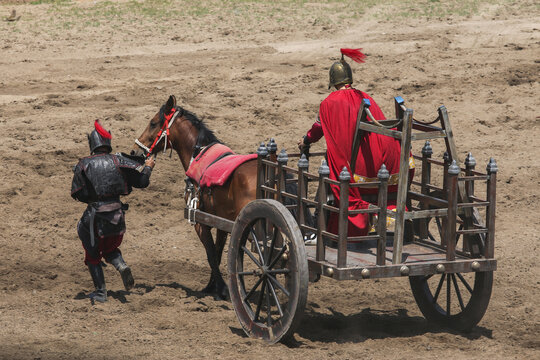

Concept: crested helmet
[[88, 120, 112, 154], [328, 48, 366, 89]]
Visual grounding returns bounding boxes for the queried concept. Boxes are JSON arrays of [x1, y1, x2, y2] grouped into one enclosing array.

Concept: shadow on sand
[[290, 306, 493, 345]]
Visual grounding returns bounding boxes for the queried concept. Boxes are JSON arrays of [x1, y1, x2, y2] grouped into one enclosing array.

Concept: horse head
[[132, 95, 221, 171], [131, 95, 178, 158]]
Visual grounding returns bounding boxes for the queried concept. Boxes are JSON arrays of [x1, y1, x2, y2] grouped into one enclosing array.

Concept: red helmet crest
[[340, 48, 366, 64], [94, 120, 112, 139]]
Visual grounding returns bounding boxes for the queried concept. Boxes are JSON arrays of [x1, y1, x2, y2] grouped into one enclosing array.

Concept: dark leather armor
[[71, 153, 145, 202], [72, 152, 150, 258]]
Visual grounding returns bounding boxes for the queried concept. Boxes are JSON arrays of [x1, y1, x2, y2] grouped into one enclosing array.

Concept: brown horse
[[131, 95, 258, 299]]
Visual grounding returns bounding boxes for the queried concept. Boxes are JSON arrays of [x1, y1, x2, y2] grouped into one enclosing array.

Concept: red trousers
[[83, 234, 124, 265]]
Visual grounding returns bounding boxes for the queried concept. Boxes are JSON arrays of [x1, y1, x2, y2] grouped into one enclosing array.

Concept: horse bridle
[[134, 105, 181, 158], [134, 103, 212, 179]]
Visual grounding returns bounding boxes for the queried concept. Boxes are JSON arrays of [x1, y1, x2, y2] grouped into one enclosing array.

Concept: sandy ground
[[0, 0, 539, 359]]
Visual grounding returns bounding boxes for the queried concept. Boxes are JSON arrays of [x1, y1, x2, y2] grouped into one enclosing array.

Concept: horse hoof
[[216, 285, 229, 301]]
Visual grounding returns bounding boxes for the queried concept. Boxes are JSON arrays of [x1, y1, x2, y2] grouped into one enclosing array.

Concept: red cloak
[[318, 89, 403, 237]]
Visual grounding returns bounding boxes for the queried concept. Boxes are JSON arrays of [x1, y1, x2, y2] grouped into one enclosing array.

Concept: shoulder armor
[[73, 160, 84, 173], [80, 153, 129, 197]]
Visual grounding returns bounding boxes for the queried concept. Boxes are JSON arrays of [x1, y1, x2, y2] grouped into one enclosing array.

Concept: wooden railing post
[[485, 158, 498, 259], [419, 141, 432, 240], [316, 160, 330, 262], [463, 152, 477, 253], [376, 164, 389, 266], [266, 139, 278, 198], [465, 152, 476, 197], [392, 108, 413, 264], [446, 160, 460, 261], [442, 151, 450, 194], [256, 142, 268, 200], [267, 138, 277, 159], [440, 151, 451, 248], [394, 96, 405, 131], [276, 149, 288, 204], [338, 166, 350, 268], [297, 154, 309, 227]]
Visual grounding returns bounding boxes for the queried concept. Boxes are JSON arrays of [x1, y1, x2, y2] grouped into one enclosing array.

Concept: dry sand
[[0, 1, 539, 359]]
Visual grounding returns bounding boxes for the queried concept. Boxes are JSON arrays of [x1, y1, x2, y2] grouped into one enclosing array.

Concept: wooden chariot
[[184, 97, 498, 344]]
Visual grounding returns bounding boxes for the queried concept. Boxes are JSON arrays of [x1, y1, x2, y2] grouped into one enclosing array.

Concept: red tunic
[[317, 89, 404, 237]]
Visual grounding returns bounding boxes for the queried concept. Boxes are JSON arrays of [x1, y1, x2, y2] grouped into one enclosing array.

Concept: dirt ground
[[0, 0, 539, 359]]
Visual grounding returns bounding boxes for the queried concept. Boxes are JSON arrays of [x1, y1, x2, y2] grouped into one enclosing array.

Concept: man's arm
[[125, 157, 155, 189], [71, 162, 91, 202], [298, 114, 324, 150]]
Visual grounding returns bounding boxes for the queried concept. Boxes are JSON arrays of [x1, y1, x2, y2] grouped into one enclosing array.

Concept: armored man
[[71, 120, 155, 303]]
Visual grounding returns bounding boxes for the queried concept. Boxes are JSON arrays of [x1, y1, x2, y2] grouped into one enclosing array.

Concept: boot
[[87, 263, 107, 303], [105, 250, 134, 291]]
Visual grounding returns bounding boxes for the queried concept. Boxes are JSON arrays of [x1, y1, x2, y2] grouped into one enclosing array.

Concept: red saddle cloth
[[185, 143, 257, 188]]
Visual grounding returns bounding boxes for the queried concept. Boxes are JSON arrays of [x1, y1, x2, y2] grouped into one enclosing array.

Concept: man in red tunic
[[299, 49, 409, 239]]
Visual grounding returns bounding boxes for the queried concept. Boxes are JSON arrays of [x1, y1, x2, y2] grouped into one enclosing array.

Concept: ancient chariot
[[184, 97, 497, 343]]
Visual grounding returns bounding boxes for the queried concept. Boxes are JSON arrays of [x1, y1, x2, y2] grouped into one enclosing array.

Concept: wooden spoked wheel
[[410, 210, 493, 331], [227, 199, 308, 343], [410, 271, 493, 331]]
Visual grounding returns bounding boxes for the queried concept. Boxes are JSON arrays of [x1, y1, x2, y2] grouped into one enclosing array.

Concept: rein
[[135, 106, 181, 158]]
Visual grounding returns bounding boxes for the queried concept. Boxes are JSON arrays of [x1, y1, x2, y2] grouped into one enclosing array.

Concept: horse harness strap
[[184, 177, 200, 226], [188, 132, 216, 168]]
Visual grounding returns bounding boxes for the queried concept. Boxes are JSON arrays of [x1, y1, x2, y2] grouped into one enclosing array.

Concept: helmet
[[328, 59, 353, 89], [88, 120, 112, 154], [328, 48, 366, 89]]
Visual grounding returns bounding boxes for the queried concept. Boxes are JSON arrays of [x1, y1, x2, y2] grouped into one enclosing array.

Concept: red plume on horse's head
[[94, 120, 112, 139], [340, 48, 366, 64]]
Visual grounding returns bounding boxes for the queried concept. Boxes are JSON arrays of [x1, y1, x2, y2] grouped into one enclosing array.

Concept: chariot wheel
[[410, 203, 493, 331], [227, 199, 308, 343], [410, 271, 493, 331]]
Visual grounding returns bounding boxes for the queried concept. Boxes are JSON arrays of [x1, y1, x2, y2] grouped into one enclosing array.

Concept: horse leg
[[213, 229, 229, 299], [195, 224, 227, 299]]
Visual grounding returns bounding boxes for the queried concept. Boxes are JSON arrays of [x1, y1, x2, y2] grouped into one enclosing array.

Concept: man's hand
[[145, 156, 155, 169], [298, 136, 310, 154], [297, 138, 306, 151]]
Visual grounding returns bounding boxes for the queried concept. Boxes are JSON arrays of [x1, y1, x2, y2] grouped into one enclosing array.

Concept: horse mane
[[178, 106, 221, 146]]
